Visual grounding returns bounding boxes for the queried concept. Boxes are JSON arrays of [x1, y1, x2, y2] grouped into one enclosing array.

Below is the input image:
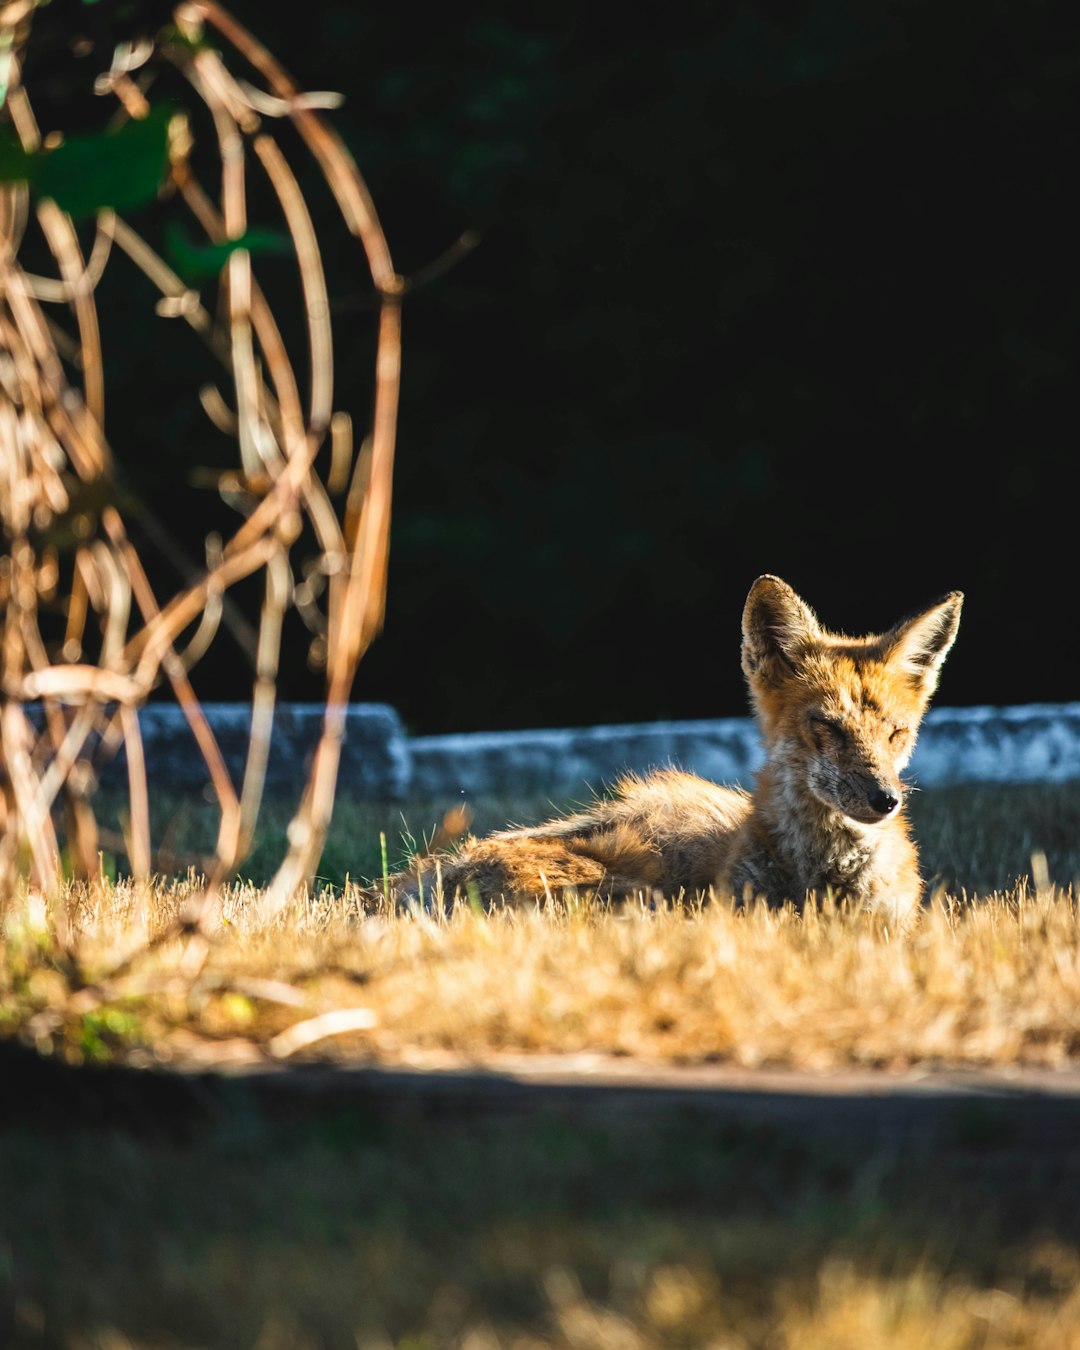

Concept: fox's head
[[741, 575, 963, 826]]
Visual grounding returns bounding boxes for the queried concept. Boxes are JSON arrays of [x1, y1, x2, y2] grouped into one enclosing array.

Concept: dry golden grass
[[4, 863, 1078, 1074]]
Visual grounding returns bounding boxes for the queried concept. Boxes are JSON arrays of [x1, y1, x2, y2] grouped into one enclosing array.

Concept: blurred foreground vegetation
[[3, 1089, 1079, 1348]]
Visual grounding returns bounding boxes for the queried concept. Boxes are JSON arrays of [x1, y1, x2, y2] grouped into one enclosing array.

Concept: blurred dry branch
[[0, 3, 402, 944]]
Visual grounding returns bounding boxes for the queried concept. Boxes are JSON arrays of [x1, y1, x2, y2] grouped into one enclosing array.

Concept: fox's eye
[[890, 727, 910, 747], [809, 714, 846, 744]]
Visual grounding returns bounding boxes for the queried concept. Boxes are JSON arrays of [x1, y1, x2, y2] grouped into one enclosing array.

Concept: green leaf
[[164, 221, 294, 282], [0, 128, 37, 185], [35, 104, 175, 219], [159, 24, 215, 55]]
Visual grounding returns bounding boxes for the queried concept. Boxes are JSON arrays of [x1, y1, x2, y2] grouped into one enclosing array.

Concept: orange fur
[[393, 576, 962, 925]]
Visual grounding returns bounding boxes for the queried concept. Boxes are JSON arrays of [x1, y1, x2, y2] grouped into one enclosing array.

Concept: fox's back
[[496, 769, 751, 896]]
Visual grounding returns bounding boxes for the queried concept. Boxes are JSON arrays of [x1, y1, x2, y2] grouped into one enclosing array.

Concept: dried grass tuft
[[3, 870, 1077, 1074]]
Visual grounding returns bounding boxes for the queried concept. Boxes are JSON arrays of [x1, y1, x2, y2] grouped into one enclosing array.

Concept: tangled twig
[[0, 3, 403, 952]]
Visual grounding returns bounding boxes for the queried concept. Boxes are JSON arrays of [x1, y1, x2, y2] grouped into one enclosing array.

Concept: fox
[[391, 575, 963, 926]]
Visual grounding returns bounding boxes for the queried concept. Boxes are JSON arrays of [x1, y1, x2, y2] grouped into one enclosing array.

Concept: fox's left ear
[[883, 591, 964, 695], [742, 575, 822, 684]]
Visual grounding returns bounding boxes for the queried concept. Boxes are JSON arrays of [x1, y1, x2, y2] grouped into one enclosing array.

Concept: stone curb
[[62, 700, 1080, 799]]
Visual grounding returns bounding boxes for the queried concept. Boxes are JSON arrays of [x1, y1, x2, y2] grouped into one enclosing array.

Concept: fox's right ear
[[742, 575, 820, 684], [882, 590, 964, 696]]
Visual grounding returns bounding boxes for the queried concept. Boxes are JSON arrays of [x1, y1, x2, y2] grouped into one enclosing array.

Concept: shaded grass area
[[3, 1076, 1080, 1349], [91, 787, 576, 890], [93, 779, 1080, 896], [906, 781, 1080, 897]]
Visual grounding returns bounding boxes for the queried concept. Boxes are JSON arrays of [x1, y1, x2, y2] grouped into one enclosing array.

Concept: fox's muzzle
[[851, 773, 903, 822]]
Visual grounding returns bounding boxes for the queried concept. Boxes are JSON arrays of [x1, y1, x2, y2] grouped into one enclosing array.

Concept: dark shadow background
[[22, 0, 1080, 734]]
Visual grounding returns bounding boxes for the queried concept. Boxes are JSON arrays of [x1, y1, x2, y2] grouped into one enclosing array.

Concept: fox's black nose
[[869, 789, 900, 817]]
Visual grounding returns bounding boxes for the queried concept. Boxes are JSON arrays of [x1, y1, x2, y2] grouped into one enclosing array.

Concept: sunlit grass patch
[[3, 866, 1078, 1074]]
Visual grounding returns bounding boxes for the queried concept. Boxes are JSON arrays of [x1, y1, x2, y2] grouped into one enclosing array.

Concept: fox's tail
[[385, 818, 665, 910]]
